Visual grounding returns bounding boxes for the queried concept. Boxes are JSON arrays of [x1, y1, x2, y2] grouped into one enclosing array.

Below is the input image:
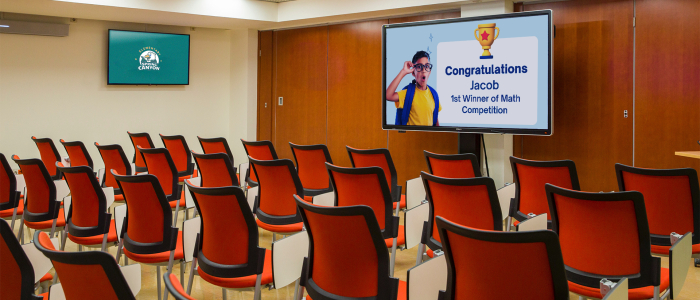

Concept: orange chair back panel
[[64, 172, 100, 227], [131, 136, 152, 168], [0, 162, 10, 205], [120, 181, 165, 243], [306, 211, 378, 298], [142, 152, 174, 196], [36, 142, 59, 176], [99, 149, 127, 189], [428, 182, 494, 242], [246, 145, 274, 183], [197, 158, 234, 188], [445, 230, 556, 300], [0, 236, 22, 300], [64, 145, 89, 168], [52, 262, 120, 300], [621, 171, 694, 237], [196, 193, 249, 265], [21, 164, 50, 214], [428, 158, 476, 179], [350, 153, 393, 191], [295, 149, 330, 190], [553, 194, 640, 275], [163, 139, 188, 173], [517, 165, 573, 220], [330, 171, 386, 229], [256, 165, 298, 216], [201, 141, 227, 156]]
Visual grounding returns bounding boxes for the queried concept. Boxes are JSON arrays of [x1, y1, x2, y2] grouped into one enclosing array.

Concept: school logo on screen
[[137, 47, 161, 71]]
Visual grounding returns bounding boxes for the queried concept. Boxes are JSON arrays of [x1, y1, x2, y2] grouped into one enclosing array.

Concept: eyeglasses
[[413, 63, 433, 72]]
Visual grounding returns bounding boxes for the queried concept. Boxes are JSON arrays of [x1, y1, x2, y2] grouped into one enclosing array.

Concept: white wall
[[0, 18, 252, 171], [228, 28, 259, 164]]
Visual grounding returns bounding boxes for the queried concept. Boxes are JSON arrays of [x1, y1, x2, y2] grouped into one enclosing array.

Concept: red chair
[[546, 184, 686, 300], [198, 136, 234, 164], [31, 136, 63, 180], [249, 157, 308, 239], [57, 164, 118, 252], [1, 153, 23, 232], [139, 146, 187, 222], [160, 134, 197, 181], [424, 151, 481, 178], [289, 143, 333, 196], [192, 152, 239, 187], [509, 156, 580, 230], [241, 140, 278, 188], [60, 139, 94, 169], [95, 142, 132, 202], [325, 163, 403, 274], [346, 146, 405, 211], [113, 170, 185, 300], [164, 272, 197, 300], [127, 131, 155, 173], [616, 164, 700, 266], [185, 182, 271, 300], [294, 197, 405, 300], [0, 219, 46, 300], [12, 155, 65, 243], [33, 230, 138, 300], [435, 216, 569, 300], [417, 172, 502, 262]]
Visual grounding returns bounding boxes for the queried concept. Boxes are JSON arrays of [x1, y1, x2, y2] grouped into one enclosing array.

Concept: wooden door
[[257, 31, 274, 141]]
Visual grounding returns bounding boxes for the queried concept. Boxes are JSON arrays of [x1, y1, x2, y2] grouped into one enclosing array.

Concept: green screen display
[[108, 30, 190, 85]]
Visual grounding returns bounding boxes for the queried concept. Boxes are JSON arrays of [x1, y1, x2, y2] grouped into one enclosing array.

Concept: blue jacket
[[394, 83, 440, 126]]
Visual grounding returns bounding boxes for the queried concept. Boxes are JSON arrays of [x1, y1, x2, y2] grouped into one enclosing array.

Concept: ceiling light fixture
[[0, 25, 9, 28]]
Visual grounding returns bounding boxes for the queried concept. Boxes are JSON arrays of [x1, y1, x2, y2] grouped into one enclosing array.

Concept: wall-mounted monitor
[[382, 10, 552, 135], [108, 30, 190, 85]]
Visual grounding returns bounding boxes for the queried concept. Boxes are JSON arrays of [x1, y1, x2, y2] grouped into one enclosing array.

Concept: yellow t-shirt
[[395, 87, 442, 126]]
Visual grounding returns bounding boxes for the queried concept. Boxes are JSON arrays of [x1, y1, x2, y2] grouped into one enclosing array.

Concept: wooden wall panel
[[273, 27, 329, 160], [257, 31, 273, 141], [519, 0, 634, 192], [387, 11, 461, 190], [635, 0, 700, 171], [327, 20, 388, 167]]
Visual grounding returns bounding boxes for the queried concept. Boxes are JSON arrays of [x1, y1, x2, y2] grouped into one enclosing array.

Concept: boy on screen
[[386, 51, 441, 126]]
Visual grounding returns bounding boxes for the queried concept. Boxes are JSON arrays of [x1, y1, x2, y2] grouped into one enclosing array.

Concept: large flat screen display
[[383, 10, 552, 135], [108, 30, 190, 85]]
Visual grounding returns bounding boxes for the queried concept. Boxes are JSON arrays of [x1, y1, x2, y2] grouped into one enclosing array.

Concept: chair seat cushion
[[651, 243, 700, 255], [197, 249, 274, 289], [114, 194, 125, 201], [178, 170, 199, 182], [567, 268, 670, 300], [40, 272, 53, 282], [307, 280, 407, 300], [393, 195, 406, 210], [67, 219, 119, 245], [170, 192, 187, 209], [0, 199, 23, 217], [24, 208, 66, 229], [40, 292, 49, 300], [426, 248, 434, 258], [384, 225, 406, 248], [124, 231, 185, 264], [256, 219, 304, 233]]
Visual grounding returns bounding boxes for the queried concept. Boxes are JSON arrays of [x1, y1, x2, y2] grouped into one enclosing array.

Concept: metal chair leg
[[506, 216, 512, 231], [60, 230, 67, 251], [390, 238, 397, 276], [253, 274, 262, 300], [187, 258, 198, 294], [157, 266, 162, 300], [180, 261, 185, 287], [415, 243, 425, 266], [222, 288, 227, 300]]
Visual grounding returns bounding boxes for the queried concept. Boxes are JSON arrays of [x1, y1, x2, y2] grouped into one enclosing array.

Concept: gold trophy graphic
[[475, 23, 500, 59]]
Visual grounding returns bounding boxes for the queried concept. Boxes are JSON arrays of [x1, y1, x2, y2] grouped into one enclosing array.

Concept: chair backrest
[[295, 198, 399, 300], [510, 156, 580, 222], [326, 163, 397, 240], [12, 155, 59, 223], [424, 151, 481, 178], [95, 143, 132, 192], [33, 231, 136, 300], [0, 219, 42, 300], [185, 182, 265, 277], [31, 136, 62, 180], [436, 216, 569, 300], [346, 147, 399, 196], [421, 172, 502, 251], [164, 273, 197, 300], [615, 163, 700, 246], [241, 140, 278, 186], [249, 157, 304, 225], [58, 164, 109, 238], [60, 139, 94, 169], [198, 136, 234, 164], [127, 132, 155, 172], [289, 143, 333, 195], [192, 152, 239, 188], [160, 134, 194, 177], [545, 184, 657, 289], [113, 171, 178, 254], [139, 147, 180, 200], [0, 153, 20, 211]]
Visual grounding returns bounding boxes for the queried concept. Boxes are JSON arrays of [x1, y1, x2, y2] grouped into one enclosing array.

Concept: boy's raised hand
[[402, 61, 414, 74]]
